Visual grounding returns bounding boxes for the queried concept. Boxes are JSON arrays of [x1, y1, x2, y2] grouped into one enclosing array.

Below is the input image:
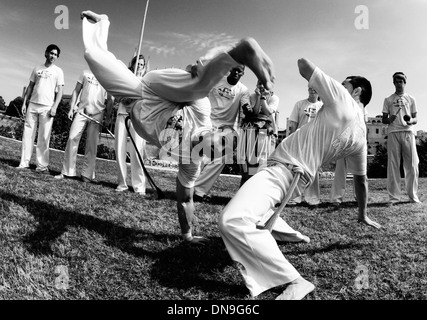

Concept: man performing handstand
[[219, 58, 381, 299], [80, 10, 277, 244]]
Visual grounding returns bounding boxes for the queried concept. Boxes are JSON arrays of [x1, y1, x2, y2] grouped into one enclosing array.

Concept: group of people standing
[[14, 10, 422, 301], [17, 44, 150, 197], [286, 73, 421, 208]]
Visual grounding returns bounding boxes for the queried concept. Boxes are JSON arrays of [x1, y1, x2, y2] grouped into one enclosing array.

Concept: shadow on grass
[[0, 191, 242, 296], [0, 157, 21, 168], [151, 239, 247, 298], [0, 191, 176, 257], [283, 241, 365, 256]]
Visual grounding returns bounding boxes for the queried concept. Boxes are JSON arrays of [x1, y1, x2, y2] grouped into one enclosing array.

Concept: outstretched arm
[[353, 174, 381, 229], [298, 58, 316, 82]]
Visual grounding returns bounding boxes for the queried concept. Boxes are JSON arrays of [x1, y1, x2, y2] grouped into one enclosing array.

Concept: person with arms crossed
[[193, 65, 250, 202], [382, 72, 421, 205], [54, 70, 113, 183], [287, 86, 322, 206], [80, 10, 274, 244], [18, 44, 64, 173], [219, 58, 381, 300]]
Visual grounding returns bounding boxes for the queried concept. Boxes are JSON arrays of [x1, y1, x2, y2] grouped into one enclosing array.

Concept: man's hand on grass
[[184, 235, 207, 245]]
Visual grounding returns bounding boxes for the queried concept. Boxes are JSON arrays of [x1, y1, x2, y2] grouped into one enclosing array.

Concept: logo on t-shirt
[[37, 69, 53, 79], [304, 105, 318, 118], [217, 87, 235, 100], [393, 97, 408, 112], [86, 75, 100, 86]]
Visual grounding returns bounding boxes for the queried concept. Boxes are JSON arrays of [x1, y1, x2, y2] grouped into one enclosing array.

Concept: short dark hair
[[45, 44, 61, 57], [129, 54, 145, 72], [392, 72, 407, 83], [347, 76, 372, 106]]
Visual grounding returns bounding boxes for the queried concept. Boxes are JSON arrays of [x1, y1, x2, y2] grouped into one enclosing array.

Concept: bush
[[97, 144, 116, 160], [367, 145, 388, 178], [0, 121, 24, 141]]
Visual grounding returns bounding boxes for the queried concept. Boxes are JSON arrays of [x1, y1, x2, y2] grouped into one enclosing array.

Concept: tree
[[5, 97, 24, 118], [0, 96, 6, 111]]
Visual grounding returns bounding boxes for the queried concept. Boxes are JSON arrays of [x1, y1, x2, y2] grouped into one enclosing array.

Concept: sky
[[1, 0, 427, 132]]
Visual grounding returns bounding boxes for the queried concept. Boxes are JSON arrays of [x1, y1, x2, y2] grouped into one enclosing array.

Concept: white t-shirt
[[269, 67, 367, 183], [382, 93, 417, 134], [208, 76, 250, 129], [29, 64, 64, 106], [289, 99, 323, 129], [78, 70, 107, 115]]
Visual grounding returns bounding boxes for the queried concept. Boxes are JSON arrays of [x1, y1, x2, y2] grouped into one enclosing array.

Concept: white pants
[[330, 158, 355, 203], [19, 102, 54, 169], [290, 171, 320, 205], [387, 131, 420, 202], [219, 164, 307, 297], [115, 114, 146, 193], [61, 111, 103, 179]]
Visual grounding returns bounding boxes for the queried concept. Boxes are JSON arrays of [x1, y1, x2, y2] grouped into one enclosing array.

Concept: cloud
[[0, 5, 25, 27], [143, 31, 239, 57]]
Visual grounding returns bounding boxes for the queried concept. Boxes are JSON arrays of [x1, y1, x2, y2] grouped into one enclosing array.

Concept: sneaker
[[16, 165, 29, 170], [54, 174, 64, 180], [115, 186, 129, 192], [35, 167, 49, 174]]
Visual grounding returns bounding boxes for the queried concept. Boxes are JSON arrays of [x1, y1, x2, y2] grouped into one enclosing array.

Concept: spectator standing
[[382, 72, 421, 205], [18, 44, 64, 173], [54, 70, 113, 182]]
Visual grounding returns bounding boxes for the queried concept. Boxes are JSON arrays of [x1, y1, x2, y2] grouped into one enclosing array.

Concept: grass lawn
[[0, 135, 426, 301]]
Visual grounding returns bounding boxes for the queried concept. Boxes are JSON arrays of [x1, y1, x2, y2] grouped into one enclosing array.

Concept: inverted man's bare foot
[[228, 37, 275, 90], [80, 10, 108, 23], [275, 276, 315, 300]]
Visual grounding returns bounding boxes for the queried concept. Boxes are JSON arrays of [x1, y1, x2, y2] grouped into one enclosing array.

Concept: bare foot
[[300, 235, 310, 244], [80, 10, 108, 23], [228, 37, 275, 90], [275, 276, 315, 300]]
